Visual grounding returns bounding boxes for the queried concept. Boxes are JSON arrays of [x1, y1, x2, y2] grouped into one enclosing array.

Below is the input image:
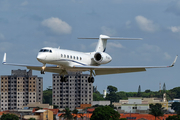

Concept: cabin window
[[67, 55, 69, 58], [77, 57, 78, 60], [61, 54, 63, 57], [80, 57, 82, 60], [64, 55, 66, 58], [70, 56, 72, 59], [74, 56, 75, 59]]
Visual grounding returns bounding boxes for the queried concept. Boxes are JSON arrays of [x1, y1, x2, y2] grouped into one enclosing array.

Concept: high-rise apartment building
[[52, 72, 93, 110], [1, 69, 43, 111]]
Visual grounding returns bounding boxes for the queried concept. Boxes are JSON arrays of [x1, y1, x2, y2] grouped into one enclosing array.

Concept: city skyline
[[0, 0, 179, 93]]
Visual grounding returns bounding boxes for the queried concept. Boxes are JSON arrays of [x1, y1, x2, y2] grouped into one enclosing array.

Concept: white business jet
[[2, 35, 178, 83]]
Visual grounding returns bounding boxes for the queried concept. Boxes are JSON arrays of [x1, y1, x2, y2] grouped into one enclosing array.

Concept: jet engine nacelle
[[93, 52, 112, 64]]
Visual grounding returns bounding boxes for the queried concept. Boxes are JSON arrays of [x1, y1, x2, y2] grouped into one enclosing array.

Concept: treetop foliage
[[149, 103, 164, 120], [93, 85, 180, 102], [107, 85, 118, 93], [0, 113, 19, 120], [90, 106, 120, 120]]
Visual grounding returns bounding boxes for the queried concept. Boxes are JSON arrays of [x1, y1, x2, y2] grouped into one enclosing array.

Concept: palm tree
[[149, 103, 164, 120], [60, 108, 73, 120], [72, 108, 78, 120]]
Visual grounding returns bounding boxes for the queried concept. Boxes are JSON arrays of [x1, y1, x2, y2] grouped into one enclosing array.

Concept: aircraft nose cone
[[110, 56, 112, 61], [37, 54, 46, 61]]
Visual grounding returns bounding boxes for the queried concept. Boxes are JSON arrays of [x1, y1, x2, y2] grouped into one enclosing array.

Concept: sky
[[0, 0, 180, 93]]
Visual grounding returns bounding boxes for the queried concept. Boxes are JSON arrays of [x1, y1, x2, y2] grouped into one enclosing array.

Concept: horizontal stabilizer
[[79, 35, 142, 52], [78, 37, 142, 40]]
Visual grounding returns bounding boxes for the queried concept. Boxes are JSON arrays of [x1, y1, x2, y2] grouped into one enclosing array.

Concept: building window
[[132, 107, 137, 109]]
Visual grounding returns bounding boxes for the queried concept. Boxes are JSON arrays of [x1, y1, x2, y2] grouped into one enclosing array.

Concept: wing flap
[[27, 66, 62, 74], [95, 68, 146, 75]]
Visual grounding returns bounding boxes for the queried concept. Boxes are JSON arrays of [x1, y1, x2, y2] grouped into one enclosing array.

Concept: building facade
[[1, 69, 43, 111], [52, 72, 93, 110]]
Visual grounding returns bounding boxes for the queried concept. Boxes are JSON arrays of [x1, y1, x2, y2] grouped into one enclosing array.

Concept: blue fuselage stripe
[[50, 59, 88, 66]]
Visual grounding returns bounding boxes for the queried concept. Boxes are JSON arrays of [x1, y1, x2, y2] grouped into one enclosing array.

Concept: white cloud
[[21, 1, 28, 6], [135, 15, 159, 32], [168, 26, 180, 33], [101, 26, 117, 36], [41, 17, 72, 35], [164, 52, 171, 60], [0, 33, 5, 40]]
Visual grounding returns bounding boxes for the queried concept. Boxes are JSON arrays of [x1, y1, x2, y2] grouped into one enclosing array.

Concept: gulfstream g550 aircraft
[[2, 35, 178, 83]]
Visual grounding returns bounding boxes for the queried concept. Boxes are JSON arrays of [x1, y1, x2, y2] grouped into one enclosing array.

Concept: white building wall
[[92, 101, 110, 106], [128, 98, 142, 104], [121, 104, 149, 113]]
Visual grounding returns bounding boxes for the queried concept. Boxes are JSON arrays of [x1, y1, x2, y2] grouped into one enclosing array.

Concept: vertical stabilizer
[[95, 35, 109, 52]]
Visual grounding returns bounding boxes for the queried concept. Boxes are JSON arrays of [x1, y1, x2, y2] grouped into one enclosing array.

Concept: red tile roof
[[120, 113, 176, 120]]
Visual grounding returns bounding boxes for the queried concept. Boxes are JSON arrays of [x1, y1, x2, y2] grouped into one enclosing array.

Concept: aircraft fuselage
[[37, 47, 112, 68]]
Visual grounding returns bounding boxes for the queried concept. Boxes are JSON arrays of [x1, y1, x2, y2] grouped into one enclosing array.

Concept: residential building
[[24, 110, 53, 120], [112, 96, 168, 113], [1, 69, 43, 111], [120, 97, 149, 113], [52, 72, 93, 110]]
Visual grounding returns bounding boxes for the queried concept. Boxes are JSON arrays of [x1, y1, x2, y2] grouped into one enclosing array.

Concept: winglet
[[2, 53, 6, 64], [170, 55, 178, 67]]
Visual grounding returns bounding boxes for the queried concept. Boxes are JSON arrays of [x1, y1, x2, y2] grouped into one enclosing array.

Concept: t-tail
[[95, 35, 142, 52], [95, 35, 109, 52]]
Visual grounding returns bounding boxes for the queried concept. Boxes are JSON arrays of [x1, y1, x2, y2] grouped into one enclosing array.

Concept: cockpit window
[[39, 49, 52, 53]]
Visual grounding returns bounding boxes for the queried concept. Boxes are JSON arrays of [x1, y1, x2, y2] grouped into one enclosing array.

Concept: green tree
[[29, 118, 36, 120], [149, 103, 164, 120], [106, 92, 119, 103], [119, 118, 127, 120], [0, 113, 19, 120], [72, 108, 78, 120], [107, 85, 118, 93], [60, 108, 73, 120], [116, 91, 128, 100], [93, 91, 105, 101], [137, 85, 141, 97], [166, 115, 180, 120], [169, 87, 180, 98], [126, 92, 137, 97], [53, 105, 59, 109], [145, 89, 151, 93], [162, 83, 166, 93], [43, 87, 52, 105], [106, 85, 119, 103], [90, 106, 120, 120], [171, 102, 180, 114]]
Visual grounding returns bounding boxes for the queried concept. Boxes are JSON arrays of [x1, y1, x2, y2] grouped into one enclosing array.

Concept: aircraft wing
[[73, 55, 178, 75], [2, 53, 178, 75], [2, 53, 63, 74]]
